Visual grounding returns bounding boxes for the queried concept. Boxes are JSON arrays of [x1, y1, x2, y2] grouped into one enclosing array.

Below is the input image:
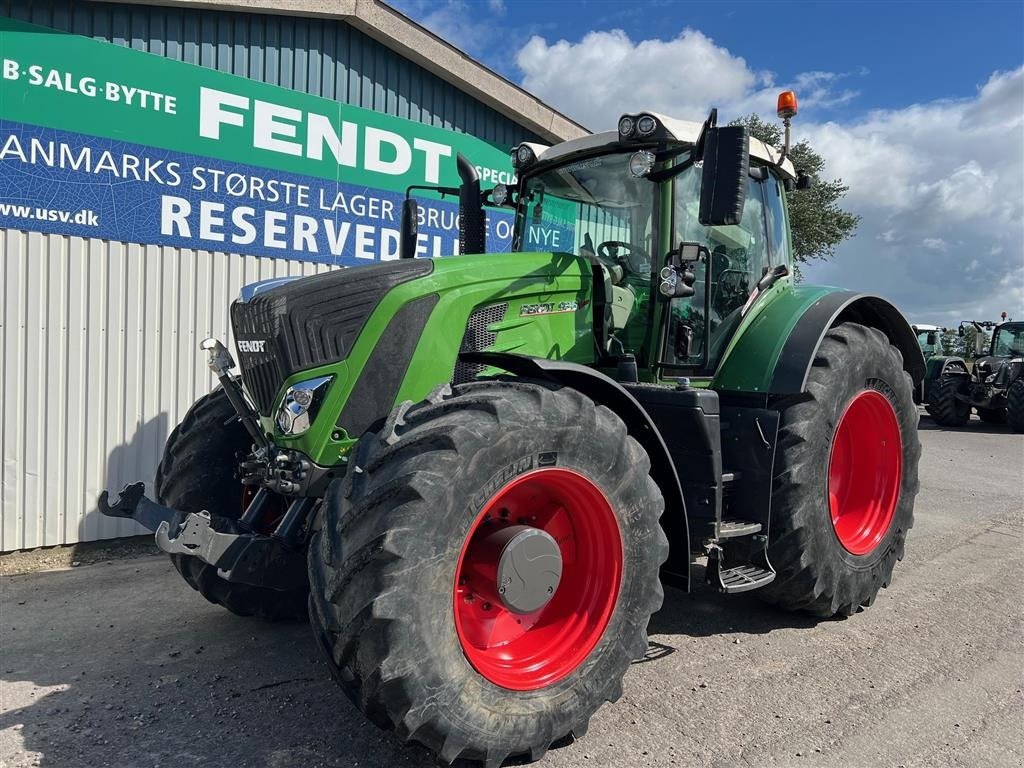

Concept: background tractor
[[100, 91, 924, 766], [912, 323, 945, 404], [925, 319, 1024, 430]]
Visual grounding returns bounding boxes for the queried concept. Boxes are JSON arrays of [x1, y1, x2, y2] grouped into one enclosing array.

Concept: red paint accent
[[454, 468, 623, 691], [828, 390, 903, 555]]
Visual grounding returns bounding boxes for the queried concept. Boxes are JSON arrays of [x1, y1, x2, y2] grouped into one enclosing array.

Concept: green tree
[[940, 329, 961, 356], [731, 114, 861, 265]]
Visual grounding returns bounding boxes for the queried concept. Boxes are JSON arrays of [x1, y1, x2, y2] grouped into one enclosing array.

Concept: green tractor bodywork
[[223, 113, 923, 585], [254, 251, 596, 467], [101, 105, 926, 765]]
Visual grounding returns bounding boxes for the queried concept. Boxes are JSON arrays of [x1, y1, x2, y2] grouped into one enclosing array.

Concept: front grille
[[230, 260, 434, 415], [453, 303, 508, 384]]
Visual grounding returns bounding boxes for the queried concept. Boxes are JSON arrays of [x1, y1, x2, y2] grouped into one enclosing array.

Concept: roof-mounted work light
[[618, 113, 663, 141], [511, 144, 536, 169]]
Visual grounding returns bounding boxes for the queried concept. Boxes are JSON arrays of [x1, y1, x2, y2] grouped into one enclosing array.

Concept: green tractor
[[100, 93, 924, 765], [925, 319, 1024, 430]]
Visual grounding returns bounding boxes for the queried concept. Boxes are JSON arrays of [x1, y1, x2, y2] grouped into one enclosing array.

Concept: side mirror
[[399, 199, 419, 260], [699, 125, 749, 227], [796, 170, 813, 190]]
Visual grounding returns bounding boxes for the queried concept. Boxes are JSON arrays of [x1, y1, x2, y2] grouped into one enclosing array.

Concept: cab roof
[[519, 112, 797, 180]]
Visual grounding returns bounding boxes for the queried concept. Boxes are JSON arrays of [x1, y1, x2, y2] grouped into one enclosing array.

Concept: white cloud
[[516, 29, 766, 131], [512, 25, 1024, 325], [800, 67, 1024, 325]]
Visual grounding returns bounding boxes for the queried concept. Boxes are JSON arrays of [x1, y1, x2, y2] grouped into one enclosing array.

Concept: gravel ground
[[2, 413, 1022, 768]]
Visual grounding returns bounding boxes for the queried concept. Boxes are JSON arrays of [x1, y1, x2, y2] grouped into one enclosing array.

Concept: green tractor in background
[[913, 323, 944, 360], [101, 92, 924, 766], [925, 319, 1024, 430]]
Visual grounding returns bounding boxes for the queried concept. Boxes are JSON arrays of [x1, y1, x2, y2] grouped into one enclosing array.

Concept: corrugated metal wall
[[3, 0, 541, 148], [1, 231, 330, 550], [0, 1, 538, 550]]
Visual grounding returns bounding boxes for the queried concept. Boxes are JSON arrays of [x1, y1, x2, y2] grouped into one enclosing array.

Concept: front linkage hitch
[[98, 338, 318, 592], [99, 483, 312, 591]]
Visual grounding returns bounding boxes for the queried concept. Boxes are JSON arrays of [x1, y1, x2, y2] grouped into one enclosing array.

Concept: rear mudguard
[[461, 351, 691, 592], [926, 355, 970, 381], [713, 284, 925, 395]]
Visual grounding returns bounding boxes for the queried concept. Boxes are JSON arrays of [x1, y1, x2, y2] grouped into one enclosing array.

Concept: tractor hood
[[975, 355, 1023, 387], [230, 260, 434, 416]]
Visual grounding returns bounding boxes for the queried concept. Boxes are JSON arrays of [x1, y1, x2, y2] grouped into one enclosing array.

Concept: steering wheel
[[597, 240, 650, 272]]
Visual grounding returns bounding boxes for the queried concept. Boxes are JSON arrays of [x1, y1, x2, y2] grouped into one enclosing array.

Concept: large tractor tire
[[308, 381, 667, 766], [1008, 379, 1024, 433], [759, 323, 920, 618], [155, 389, 308, 621], [926, 374, 971, 427]]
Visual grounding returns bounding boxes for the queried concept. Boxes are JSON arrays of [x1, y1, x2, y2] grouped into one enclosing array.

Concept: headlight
[[492, 183, 509, 206], [276, 375, 333, 436], [618, 115, 635, 137]]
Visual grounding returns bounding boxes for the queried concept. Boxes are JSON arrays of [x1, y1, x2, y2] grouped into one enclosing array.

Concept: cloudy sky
[[392, 0, 1024, 326]]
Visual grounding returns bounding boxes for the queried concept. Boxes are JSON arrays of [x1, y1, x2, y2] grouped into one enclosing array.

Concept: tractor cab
[[913, 324, 944, 357], [502, 107, 798, 384]]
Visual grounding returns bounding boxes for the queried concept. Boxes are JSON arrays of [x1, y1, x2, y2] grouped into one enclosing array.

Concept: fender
[[714, 286, 926, 395], [461, 351, 691, 591], [925, 355, 969, 381]]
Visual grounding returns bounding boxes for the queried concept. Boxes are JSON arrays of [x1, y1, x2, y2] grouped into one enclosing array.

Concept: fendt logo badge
[[237, 339, 267, 353]]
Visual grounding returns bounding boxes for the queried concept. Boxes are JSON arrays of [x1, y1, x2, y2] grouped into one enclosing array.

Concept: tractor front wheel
[[926, 374, 971, 427], [155, 389, 308, 620], [307, 380, 667, 765], [759, 323, 920, 617]]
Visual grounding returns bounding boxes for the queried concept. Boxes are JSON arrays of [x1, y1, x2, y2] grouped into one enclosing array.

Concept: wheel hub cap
[[493, 526, 562, 613]]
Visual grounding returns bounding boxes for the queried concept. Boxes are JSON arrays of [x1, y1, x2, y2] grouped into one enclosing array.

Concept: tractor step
[[717, 564, 775, 593], [717, 520, 761, 538], [706, 530, 776, 594]]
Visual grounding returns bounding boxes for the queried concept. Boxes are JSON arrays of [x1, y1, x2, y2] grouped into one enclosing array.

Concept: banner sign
[[0, 19, 517, 264]]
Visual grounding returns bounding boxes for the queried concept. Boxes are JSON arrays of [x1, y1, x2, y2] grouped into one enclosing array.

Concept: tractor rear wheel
[[155, 389, 308, 621], [307, 381, 667, 766], [759, 323, 920, 617], [1008, 379, 1024, 433], [926, 374, 971, 426]]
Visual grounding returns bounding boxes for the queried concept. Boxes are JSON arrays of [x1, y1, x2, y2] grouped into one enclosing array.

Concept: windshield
[[992, 324, 1024, 356], [515, 152, 657, 352], [515, 152, 655, 276]]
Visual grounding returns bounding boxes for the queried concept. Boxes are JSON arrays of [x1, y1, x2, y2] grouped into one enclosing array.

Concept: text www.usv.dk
[[0, 202, 99, 226]]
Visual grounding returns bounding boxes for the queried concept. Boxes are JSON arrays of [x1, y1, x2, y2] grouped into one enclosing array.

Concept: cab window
[[665, 166, 771, 370], [764, 172, 790, 265]]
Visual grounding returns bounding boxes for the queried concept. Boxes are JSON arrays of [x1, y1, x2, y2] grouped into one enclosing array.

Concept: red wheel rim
[[453, 468, 622, 691], [828, 390, 903, 555]]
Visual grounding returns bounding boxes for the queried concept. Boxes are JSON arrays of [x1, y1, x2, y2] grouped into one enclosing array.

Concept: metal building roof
[[107, 0, 590, 143]]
